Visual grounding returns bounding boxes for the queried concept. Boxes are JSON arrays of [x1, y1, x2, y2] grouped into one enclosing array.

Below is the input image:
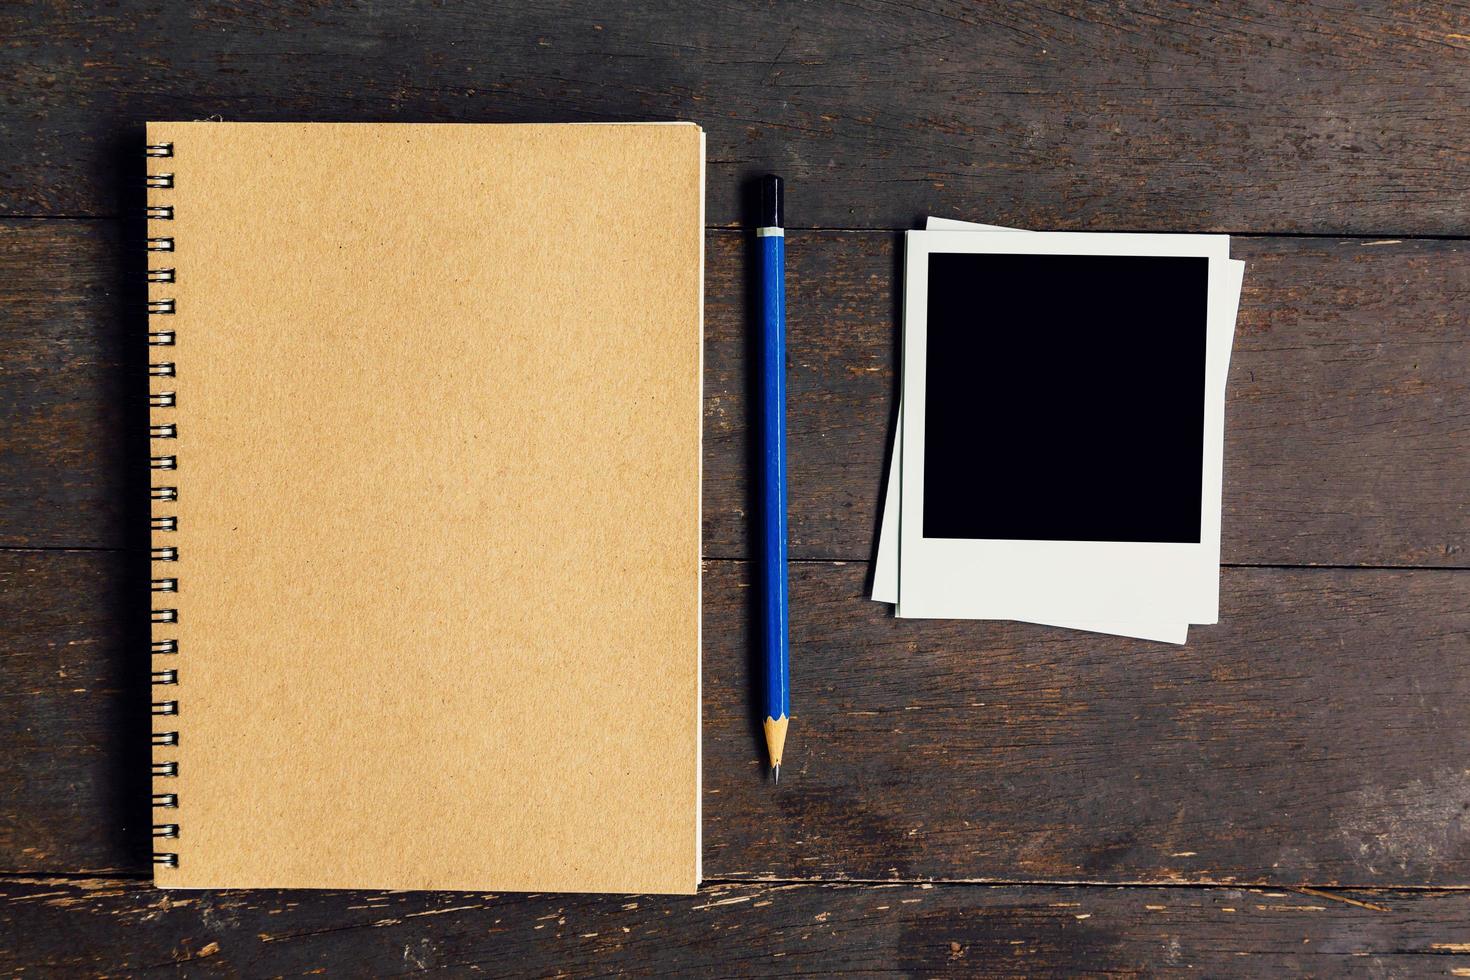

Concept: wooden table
[[2, 2, 1467, 974]]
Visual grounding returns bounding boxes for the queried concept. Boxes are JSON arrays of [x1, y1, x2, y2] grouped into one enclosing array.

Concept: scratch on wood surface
[[690, 895, 752, 911], [1432, 943, 1470, 952], [3, 877, 119, 891], [1295, 887, 1389, 912]]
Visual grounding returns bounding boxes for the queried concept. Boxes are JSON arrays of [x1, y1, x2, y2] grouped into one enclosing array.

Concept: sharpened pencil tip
[[773, 764, 780, 786]]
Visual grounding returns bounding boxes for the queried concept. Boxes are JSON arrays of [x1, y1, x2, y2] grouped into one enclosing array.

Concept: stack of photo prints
[[873, 217, 1245, 644]]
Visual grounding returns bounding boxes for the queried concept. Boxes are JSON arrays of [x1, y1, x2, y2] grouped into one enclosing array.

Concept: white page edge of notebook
[[871, 220, 1191, 644], [897, 230, 1234, 623], [695, 128, 705, 884]]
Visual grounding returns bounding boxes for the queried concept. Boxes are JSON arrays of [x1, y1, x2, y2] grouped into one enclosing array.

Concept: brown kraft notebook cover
[[146, 121, 704, 893]]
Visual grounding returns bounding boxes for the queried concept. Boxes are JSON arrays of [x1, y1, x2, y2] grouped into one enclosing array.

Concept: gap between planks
[[0, 869, 1466, 901], [3, 546, 1468, 574], [1, 214, 1469, 243]]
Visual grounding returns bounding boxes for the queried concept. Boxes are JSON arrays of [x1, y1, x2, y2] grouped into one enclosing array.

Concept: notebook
[[147, 122, 705, 894]]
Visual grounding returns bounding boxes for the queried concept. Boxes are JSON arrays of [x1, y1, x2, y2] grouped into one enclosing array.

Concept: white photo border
[[897, 230, 1232, 623]]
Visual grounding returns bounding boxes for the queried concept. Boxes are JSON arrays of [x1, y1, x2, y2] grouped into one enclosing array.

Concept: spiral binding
[[148, 140, 180, 871]]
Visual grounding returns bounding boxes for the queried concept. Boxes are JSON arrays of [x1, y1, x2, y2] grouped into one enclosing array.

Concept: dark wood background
[[2, 1, 1468, 975]]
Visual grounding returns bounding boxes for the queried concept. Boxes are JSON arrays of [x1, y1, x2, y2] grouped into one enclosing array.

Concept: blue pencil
[[757, 175, 790, 785]]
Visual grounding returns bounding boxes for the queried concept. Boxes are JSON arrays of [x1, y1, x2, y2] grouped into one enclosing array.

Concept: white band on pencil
[[756, 226, 784, 237]]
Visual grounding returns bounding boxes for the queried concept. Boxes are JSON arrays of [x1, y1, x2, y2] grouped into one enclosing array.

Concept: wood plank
[[4, 551, 1468, 887], [2, 2, 1469, 233], [706, 561, 1470, 887], [4, 877, 1470, 977], [704, 232, 1470, 567], [0, 552, 151, 874], [6, 221, 1465, 566], [0, 221, 145, 553]]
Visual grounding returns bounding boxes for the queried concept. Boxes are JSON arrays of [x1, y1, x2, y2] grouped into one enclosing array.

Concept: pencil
[[757, 175, 790, 785]]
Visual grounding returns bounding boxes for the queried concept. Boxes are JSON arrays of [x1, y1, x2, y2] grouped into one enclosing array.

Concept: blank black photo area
[[922, 251, 1208, 543]]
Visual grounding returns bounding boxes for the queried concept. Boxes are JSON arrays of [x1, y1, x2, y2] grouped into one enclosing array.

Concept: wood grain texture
[[706, 562, 1470, 887], [5, 221, 1464, 566], [0, 552, 150, 874], [5, 551, 1468, 888], [0, 221, 147, 553], [5, 877, 1470, 977], [2, 2, 1470, 233]]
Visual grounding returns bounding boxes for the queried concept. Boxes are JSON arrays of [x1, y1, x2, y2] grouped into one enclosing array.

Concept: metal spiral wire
[[148, 140, 180, 870]]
